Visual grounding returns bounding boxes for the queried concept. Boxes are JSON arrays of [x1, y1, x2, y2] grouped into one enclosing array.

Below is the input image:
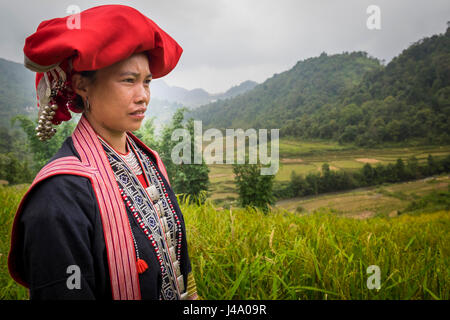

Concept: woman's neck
[[84, 114, 127, 153]]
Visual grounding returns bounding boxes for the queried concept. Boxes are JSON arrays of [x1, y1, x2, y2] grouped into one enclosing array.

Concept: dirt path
[[355, 158, 380, 164]]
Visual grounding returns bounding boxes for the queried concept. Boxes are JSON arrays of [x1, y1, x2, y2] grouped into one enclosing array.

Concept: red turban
[[24, 4, 183, 133]]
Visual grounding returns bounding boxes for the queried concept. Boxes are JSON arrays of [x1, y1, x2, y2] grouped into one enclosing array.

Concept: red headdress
[[24, 4, 183, 140]]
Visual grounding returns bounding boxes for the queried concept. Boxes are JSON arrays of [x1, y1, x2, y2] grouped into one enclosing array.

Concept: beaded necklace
[[119, 147, 143, 176]]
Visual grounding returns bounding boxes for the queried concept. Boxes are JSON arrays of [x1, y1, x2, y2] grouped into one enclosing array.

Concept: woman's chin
[[126, 120, 144, 132]]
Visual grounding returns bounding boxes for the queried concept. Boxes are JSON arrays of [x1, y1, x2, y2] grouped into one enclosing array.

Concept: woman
[[8, 5, 198, 300]]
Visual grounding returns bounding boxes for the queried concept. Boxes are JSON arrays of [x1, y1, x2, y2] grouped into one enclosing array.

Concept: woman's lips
[[129, 109, 146, 119]]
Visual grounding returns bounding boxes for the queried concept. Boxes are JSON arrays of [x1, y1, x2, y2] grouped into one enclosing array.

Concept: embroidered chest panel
[[99, 136, 185, 300]]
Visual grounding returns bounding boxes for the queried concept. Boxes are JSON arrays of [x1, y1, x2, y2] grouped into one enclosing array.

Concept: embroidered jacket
[[8, 116, 197, 300]]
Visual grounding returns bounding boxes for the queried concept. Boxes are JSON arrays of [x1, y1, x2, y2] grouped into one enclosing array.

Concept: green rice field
[[207, 138, 450, 205], [1, 138, 448, 300], [1, 180, 448, 300]]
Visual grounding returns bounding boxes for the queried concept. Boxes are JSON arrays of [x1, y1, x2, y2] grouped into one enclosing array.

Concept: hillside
[[289, 26, 450, 146], [0, 58, 36, 129], [187, 26, 450, 146], [212, 80, 258, 101], [187, 51, 381, 130]]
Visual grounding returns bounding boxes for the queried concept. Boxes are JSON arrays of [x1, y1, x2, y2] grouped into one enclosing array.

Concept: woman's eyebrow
[[119, 71, 152, 78]]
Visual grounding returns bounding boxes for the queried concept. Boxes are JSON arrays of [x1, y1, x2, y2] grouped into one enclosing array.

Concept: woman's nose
[[135, 83, 150, 105]]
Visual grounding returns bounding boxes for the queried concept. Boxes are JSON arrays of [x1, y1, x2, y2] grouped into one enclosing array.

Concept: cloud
[[1, 0, 449, 92]]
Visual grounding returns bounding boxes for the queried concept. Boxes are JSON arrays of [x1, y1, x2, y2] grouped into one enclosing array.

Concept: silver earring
[[85, 97, 91, 112]]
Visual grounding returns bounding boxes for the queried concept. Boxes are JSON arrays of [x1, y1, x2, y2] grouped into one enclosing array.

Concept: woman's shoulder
[[21, 168, 98, 227], [25, 135, 96, 213], [25, 173, 96, 210], [33, 172, 94, 197]]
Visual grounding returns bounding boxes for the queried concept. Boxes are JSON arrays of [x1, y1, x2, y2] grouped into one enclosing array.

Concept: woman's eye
[[144, 79, 152, 85], [123, 78, 134, 83]]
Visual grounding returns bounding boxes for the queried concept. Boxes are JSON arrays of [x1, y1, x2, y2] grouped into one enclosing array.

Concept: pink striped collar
[[71, 115, 141, 299]]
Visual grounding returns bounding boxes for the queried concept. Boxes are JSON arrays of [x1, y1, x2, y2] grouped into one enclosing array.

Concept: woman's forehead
[[105, 53, 151, 76]]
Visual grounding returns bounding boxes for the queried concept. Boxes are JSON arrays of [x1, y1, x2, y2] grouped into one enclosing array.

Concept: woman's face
[[75, 52, 152, 134]]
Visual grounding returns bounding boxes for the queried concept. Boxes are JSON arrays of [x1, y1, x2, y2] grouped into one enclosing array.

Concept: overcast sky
[[0, 0, 449, 93]]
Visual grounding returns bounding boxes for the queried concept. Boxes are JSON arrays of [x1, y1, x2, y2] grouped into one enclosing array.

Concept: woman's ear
[[71, 73, 90, 99]]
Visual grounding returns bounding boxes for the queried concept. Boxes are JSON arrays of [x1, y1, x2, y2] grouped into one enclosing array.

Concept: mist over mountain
[[0, 58, 36, 129], [151, 79, 258, 108]]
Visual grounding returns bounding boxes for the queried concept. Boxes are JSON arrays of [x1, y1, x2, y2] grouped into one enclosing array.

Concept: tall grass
[[0, 185, 448, 300], [0, 185, 29, 299], [181, 198, 449, 300]]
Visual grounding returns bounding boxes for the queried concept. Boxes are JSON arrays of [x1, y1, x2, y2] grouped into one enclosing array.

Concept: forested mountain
[[0, 58, 36, 129], [289, 26, 450, 145], [188, 26, 450, 146], [1, 26, 449, 149], [216, 80, 258, 101], [187, 51, 382, 130]]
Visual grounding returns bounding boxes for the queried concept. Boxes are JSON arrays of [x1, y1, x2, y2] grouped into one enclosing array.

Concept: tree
[[133, 116, 158, 148], [12, 115, 76, 173], [393, 158, 407, 181], [288, 171, 308, 197], [157, 108, 210, 202], [172, 118, 210, 203], [233, 160, 275, 213], [339, 125, 358, 143], [405, 156, 420, 179], [0, 127, 13, 153], [0, 153, 33, 184], [157, 107, 187, 185], [362, 163, 374, 185], [319, 163, 333, 192], [305, 172, 320, 196], [427, 154, 439, 176]]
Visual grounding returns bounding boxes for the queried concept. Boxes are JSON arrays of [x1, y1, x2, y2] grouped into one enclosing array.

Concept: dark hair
[[74, 70, 97, 112]]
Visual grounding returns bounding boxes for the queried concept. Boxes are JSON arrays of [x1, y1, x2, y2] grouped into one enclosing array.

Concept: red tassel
[[136, 259, 148, 274]]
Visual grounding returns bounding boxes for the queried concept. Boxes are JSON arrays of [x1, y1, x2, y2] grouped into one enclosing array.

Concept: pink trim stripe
[[73, 130, 123, 298], [76, 120, 130, 298], [78, 120, 137, 299], [72, 116, 140, 300]]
